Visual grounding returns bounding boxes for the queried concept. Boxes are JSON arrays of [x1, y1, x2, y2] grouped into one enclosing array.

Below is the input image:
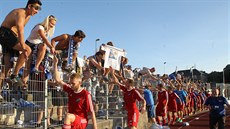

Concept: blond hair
[[70, 73, 82, 80], [37, 15, 57, 38], [127, 78, 134, 86]]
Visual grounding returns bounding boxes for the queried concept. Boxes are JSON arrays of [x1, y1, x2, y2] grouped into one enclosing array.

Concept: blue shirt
[[204, 96, 229, 116], [144, 89, 154, 106], [174, 90, 187, 103]]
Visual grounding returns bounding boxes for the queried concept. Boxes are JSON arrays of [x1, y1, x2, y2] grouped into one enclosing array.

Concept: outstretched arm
[[140, 97, 146, 113], [53, 55, 65, 86], [38, 28, 55, 54], [109, 66, 124, 86], [52, 34, 68, 50], [135, 90, 146, 113]]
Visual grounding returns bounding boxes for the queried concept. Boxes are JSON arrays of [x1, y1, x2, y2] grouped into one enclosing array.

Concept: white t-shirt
[[27, 25, 46, 45]]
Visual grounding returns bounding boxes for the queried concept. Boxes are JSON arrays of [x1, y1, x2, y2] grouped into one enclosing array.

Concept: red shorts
[[156, 105, 167, 116], [127, 110, 139, 127], [177, 102, 185, 111], [189, 99, 195, 108], [168, 105, 177, 112], [71, 115, 88, 129]]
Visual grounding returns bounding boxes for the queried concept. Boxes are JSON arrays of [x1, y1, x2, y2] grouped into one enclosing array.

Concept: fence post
[[105, 82, 109, 120], [44, 80, 48, 129]]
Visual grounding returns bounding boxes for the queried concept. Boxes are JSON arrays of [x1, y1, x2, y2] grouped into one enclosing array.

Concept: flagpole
[[190, 66, 194, 82], [95, 38, 100, 53], [175, 66, 178, 74]]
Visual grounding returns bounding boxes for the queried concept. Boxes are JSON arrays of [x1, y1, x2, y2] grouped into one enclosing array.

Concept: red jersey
[[157, 90, 168, 106], [189, 92, 196, 106], [156, 90, 168, 116], [63, 84, 94, 120], [168, 92, 178, 110], [120, 85, 143, 112]]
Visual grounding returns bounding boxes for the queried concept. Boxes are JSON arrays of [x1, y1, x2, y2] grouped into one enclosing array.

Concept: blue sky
[[0, 0, 229, 75]]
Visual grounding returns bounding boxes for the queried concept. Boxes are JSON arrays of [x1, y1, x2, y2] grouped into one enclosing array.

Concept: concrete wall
[[0, 108, 149, 129], [137, 112, 148, 129], [109, 112, 148, 129], [87, 119, 113, 129]]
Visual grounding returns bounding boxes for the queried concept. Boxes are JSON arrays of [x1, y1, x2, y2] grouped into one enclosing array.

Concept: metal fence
[[2, 62, 229, 129], [0, 64, 127, 128]]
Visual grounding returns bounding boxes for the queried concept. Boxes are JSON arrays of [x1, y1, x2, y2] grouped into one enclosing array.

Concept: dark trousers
[[209, 115, 225, 129]]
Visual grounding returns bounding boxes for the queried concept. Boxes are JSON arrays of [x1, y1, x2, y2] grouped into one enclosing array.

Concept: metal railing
[[0, 65, 126, 128]]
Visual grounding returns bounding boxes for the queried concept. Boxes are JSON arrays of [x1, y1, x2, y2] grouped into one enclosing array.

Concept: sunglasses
[[49, 15, 57, 21], [49, 15, 55, 18], [31, 4, 41, 11]]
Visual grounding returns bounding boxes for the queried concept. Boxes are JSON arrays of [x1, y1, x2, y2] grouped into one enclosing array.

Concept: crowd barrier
[[0, 65, 131, 128]]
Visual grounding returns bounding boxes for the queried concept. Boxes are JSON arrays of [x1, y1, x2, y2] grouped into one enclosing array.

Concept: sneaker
[[2, 82, 9, 90], [31, 67, 40, 74], [50, 118, 56, 124], [176, 118, 179, 122], [176, 118, 181, 122], [10, 74, 24, 86], [177, 118, 183, 123], [57, 120, 64, 126], [183, 122, 189, 126], [10, 74, 21, 83], [16, 120, 24, 128], [34, 123, 42, 128]]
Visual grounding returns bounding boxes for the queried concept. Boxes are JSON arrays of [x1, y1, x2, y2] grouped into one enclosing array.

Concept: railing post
[[105, 82, 109, 120], [44, 80, 48, 129]]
